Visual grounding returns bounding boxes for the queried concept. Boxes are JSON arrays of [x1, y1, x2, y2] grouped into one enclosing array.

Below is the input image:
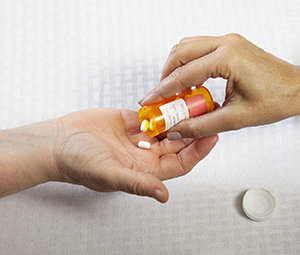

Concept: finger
[[160, 36, 220, 82], [139, 36, 220, 106], [140, 48, 226, 106], [155, 131, 167, 141], [113, 166, 169, 203], [156, 135, 219, 180], [178, 36, 209, 43], [167, 104, 248, 139], [213, 101, 221, 110], [158, 137, 196, 155], [177, 134, 219, 174], [120, 109, 141, 135], [80, 151, 169, 203]]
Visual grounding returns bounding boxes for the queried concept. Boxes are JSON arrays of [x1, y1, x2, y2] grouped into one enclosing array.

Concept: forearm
[[289, 65, 300, 118], [0, 121, 56, 198]]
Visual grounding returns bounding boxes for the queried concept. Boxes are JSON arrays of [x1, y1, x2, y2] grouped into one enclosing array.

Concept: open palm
[[54, 108, 218, 202]]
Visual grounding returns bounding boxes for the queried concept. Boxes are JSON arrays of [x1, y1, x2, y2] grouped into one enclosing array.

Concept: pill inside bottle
[[138, 86, 214, 137], [140, 120, 150, 132]]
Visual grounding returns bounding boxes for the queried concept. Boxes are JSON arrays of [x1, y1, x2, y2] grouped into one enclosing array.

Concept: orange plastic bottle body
[[138, 86, 214, 137]]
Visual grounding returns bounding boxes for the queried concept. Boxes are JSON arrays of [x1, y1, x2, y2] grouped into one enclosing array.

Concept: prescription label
[[159, 99, 189, 130], [185, 94, 207, 118]]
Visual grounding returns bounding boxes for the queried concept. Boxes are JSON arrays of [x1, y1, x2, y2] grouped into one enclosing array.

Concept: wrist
[[0, 119, 58, 197]]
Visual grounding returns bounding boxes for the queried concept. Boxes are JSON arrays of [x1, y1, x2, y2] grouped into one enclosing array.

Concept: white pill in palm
[[138, 141, 151, 149]]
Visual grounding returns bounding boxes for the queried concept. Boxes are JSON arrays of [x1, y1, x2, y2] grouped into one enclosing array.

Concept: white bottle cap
[[242, 188, 276, 222]]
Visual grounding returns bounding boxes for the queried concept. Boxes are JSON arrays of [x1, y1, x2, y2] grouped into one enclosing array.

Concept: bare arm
[[0, 108, 218, 202]]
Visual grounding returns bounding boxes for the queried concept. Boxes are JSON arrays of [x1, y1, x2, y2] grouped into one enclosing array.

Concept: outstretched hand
[[51, 108, 218, 202]]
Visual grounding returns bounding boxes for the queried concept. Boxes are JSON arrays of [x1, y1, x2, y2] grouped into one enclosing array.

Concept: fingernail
[[152, 189, 164, 201], [167, 132, 183, 140], [138, 95, 147, 105], [138, 95, 152, 106]]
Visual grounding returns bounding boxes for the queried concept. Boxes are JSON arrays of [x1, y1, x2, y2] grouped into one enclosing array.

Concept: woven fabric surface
[[0, 0, 300, 254]]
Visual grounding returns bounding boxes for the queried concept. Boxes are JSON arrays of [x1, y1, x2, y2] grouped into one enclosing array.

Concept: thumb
[[167, 105, 246, 139], [115, 168, 169, 203]]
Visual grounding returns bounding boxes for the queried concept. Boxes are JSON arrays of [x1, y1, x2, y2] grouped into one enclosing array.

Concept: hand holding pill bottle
[[138, 86, 214, 137], [139, 34, 300, 139]]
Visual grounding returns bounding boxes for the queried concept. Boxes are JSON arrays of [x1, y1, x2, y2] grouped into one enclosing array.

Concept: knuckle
[[169, 43, 181, 58], [169, 67, 186, 90], [224, 33, 245, 44], [218, 43, 236, 58], [126, 175, 147, 197], [179, 37, 190, 44], [217, 43, 241, 70], [166, 44, 185, 74]]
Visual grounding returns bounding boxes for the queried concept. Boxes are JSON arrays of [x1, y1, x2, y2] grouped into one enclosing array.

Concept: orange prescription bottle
[[138, 86, 214, 137]]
